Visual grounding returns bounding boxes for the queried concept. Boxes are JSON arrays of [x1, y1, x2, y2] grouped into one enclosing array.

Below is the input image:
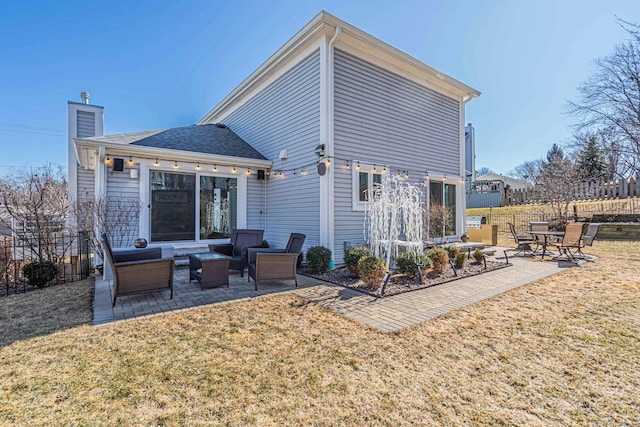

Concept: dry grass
[[1, 242, 639, 425], [0, 279, 94, 348]]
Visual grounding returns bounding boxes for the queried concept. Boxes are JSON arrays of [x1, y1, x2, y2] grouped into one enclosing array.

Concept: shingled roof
[[81, 124, 266, 160]]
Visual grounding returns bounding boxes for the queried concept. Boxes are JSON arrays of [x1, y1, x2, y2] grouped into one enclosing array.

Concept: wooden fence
[[468, 176, 640, 207], [506, 176, 640, 205]]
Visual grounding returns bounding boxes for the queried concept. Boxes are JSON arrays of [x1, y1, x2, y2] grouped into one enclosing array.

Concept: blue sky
[[1, 0, 639, 176]]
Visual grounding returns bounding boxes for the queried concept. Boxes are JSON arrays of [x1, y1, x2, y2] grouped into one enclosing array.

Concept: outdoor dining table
[[528, 230, 565, 259]]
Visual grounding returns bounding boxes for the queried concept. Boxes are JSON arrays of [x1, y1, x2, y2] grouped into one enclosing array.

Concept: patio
[[93, 249, 581, 332]]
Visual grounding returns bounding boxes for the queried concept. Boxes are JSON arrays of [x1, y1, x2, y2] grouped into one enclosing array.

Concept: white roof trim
[[199, 11, 480, 124], [74, 138, 272, 170]]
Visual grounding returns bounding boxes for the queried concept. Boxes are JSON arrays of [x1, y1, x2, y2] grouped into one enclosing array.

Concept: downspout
[[459, 93, 476, 235], [326, 25, 341, 264]]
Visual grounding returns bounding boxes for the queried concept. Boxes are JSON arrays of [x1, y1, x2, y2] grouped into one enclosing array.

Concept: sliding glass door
[[149, 171, 239, 242], [199, 176, 237, 240], [150, 172, 196, 241]]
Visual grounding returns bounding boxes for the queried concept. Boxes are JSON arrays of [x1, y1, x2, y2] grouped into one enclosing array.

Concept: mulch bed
[[300, 260, 511, 297]]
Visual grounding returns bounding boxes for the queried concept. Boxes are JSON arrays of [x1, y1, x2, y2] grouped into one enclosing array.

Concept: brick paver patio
[[93, 248, 583, 332]]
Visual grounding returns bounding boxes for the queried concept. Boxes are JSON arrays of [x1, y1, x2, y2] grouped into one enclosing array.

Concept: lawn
[[0, 241, 638, 425]]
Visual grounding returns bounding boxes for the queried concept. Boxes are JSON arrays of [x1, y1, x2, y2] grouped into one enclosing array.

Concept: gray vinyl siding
[[333, 49, 461, 262], [77, 168, 94, 201], [223, 50, 321, 251], [106, 166, 140, 246], [246, 178, 266, 231], [76, 111, 95, 138], [76, 111, 97, 200]]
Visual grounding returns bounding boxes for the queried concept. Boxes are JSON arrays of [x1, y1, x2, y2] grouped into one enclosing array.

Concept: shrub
[[297, 252, 304, 268], [344, 246, 373, 276], [395, 252, 432, 278], [454, 252, 467, 269], [471, 248, 484, 264], [358, 256, 387, 288], [427, 248, 449, 274], [22, 261, 58, 287], [306, 246, 332, 274], [444, 245, 459, 260]]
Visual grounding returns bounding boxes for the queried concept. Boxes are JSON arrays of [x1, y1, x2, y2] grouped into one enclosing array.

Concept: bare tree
[[73, 195, 143, 260], [536, 147, 579, 228], [567, 19, 640, 177], [510, 159, 543, 185], [476, 166, 493, 177], [0, 165, 70, 262]]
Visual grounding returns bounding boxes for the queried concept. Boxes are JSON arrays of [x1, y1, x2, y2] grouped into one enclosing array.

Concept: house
[[69, 11, 480, 264], [466, 173, 533, 208], [475, 173, 531, 191]]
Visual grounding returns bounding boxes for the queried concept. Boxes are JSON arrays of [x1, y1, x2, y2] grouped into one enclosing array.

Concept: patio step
[[173, 246, 210, 268]]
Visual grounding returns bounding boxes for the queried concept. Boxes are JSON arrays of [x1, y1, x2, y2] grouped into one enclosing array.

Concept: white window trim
[[351, 162, 385, 211]]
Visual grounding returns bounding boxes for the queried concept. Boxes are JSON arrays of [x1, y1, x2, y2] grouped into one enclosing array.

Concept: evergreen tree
[[576, 136, 608, 181]]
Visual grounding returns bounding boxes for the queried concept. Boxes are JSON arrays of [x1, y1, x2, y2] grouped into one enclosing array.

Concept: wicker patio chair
[[209, 229, 264, 277], [247, 233, 306, 290], [547, 223, 585, 260], [508, 222, 535, 256], [102, 239, 174, 307]]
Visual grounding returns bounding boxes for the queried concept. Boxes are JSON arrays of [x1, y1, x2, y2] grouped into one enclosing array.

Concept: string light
[[424, 170, 429, 180], [173, 161, 179, 169], [231, 166, 237, 174], [106, 155, 111, 164], [404, 171, 409, 179], [128, 156, 133, 165], [212, 164, 218, 172], [154, 158, 160, 167], [195, 162, 201, 170], [246, 168, 251, 175], [346, 161, 351, 169], [326, 158, 331, 167], [356, 161, 360, 170], [382, 167, 387, 174], [372, 164, 377, 173]]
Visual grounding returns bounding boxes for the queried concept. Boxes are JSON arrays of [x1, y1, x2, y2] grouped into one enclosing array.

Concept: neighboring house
[[466, 173, 533, 208], [69, 11, 480, 264], [475, 173, 531, 191]]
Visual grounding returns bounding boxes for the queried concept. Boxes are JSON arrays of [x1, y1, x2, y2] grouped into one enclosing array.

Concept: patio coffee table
[[188, 252, 231, 290]]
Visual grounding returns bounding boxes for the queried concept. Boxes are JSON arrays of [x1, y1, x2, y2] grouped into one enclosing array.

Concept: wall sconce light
[[315, 144, 326, 157]]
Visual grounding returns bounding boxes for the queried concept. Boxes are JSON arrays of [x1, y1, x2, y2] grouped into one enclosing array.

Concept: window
[[353, 164, 383, 210]]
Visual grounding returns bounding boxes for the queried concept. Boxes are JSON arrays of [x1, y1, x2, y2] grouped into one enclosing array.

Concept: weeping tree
[[365, 176, 423, 269]]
